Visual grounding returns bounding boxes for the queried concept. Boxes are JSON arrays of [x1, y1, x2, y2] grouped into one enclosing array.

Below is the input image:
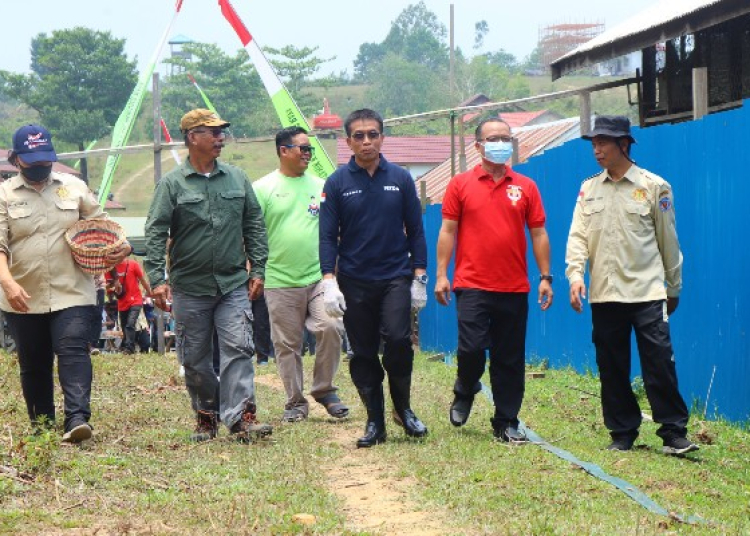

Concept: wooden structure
[[551, 0, 750, 126]]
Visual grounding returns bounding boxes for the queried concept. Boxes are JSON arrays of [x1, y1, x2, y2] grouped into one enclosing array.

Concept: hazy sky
[[1, 0, 662, 78]]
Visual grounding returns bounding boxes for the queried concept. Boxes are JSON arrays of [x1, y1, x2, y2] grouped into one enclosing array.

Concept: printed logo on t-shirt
[[343, 189, 362, 198], [506, 184, 523, 206], [308, 196, 320, 217], [383, 185, 400, 192]]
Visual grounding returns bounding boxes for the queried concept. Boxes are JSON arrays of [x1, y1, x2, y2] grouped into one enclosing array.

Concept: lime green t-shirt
[[253, 170, 325, 288]]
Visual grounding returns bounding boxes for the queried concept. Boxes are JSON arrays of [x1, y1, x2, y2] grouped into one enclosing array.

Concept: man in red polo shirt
[[435, 117, 553, 442]]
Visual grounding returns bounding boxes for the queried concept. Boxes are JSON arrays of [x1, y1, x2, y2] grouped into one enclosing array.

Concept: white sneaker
[[179, 365, 185, 377]]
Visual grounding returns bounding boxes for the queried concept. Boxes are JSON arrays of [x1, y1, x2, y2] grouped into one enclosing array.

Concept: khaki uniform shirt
[[0, 172, 105, 313], [565, 165, 682, 303]]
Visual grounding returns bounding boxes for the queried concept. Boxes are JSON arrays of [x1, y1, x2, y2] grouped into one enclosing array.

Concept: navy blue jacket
[[320, 155, 427, 281]]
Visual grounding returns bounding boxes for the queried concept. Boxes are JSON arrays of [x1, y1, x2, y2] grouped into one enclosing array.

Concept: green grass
[[0, 348, 747, 534]]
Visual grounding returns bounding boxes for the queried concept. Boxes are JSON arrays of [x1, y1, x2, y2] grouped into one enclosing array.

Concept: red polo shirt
[[104, 259, 145, 312], [442, 164, 546, 292]]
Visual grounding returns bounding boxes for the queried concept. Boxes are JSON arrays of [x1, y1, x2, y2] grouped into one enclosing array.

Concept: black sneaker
[[190, 410, 218, 442], [606, 438, 634, 451], [662, 436, 699, 456]]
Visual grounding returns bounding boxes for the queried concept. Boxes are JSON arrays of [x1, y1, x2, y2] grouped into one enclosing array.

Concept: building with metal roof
[[550, 0, 750, 126]]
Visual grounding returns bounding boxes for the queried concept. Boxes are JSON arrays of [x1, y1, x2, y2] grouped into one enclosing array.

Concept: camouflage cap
[[179, 109, 230, 133]]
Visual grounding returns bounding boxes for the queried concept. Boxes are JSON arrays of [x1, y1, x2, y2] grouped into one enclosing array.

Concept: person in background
[[319, 109, 428, 447], [565, 115, 698, 455], [89, 274, 107, 355], [254, 126, 347, 423], [105, 256, 151, 355], [251, 294, 273, 365], [0, 124, 131, 442], [144, 109, 271, 443]]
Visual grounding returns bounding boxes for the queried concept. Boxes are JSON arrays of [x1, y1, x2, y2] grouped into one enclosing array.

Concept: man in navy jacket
[[319, 109, 428, 448]]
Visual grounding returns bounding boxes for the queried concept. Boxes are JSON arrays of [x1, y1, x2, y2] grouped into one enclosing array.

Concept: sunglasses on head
[[350, 130, 381, 141], [283, 144, 315, 154], [192, 127, 226, 137]]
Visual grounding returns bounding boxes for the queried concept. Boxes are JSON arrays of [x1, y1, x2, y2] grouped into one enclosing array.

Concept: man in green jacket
[[145, 109, 271, 443]]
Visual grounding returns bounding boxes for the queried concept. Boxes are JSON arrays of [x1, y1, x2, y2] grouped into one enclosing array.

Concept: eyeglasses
[[283, 144, 315, 154], [192, 127, 226, 138], [481, 136, 513, 143], [350, 130, 381, 141]]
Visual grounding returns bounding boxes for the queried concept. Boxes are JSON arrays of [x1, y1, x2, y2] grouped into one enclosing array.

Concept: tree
[[0, 27, 138, 182], [161, 43, 275, 138], [486, 49, 519, 72], [474, 21, 489, 50], [264, 45, 335, 94], [365, 53, 450, 118], [454, 55, 530, 103], [354, 2, 448, 80]]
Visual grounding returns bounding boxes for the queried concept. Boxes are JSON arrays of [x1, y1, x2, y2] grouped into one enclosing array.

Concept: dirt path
[[254, 373, 450, 535]]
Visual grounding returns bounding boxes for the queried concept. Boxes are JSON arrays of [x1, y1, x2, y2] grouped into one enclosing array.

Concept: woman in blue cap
[[0, 124, 131, 443]]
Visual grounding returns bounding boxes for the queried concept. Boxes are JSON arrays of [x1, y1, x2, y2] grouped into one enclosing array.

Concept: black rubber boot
[[356, 385, 387, 448], [388, 375, 428, 438]]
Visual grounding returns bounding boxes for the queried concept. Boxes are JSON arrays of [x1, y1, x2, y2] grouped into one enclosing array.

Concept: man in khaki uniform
[[565, 115, 698, 455]]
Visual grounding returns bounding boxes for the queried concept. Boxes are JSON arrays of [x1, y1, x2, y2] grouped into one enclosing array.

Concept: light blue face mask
[[483, 141, 513, 164]]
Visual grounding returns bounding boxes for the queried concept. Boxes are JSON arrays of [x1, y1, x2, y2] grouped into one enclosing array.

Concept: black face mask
[[21, 164, 53, 183]]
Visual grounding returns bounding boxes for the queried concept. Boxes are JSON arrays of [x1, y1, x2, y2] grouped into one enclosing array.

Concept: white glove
[[411, 278, 427, 311], [322, 278, 347, 318]]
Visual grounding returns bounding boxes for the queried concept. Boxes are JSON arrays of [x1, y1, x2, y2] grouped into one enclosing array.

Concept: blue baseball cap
[[12, 124, 58, 164]]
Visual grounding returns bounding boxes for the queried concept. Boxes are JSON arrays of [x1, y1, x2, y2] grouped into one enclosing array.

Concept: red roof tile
[[336, 136, 473, 166], [498, 111, 548, 128]]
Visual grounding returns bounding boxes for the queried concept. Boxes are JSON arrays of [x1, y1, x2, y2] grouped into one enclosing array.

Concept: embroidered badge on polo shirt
[[56, 186, 70, 200], [506, 184, 523, 206]]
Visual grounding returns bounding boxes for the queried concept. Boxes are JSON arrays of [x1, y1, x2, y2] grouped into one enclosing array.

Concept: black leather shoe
[[493, 425, 528, 443], [392, 409, 428, 438], [449, 395, 474, 427], [357, 421, 387, 448]]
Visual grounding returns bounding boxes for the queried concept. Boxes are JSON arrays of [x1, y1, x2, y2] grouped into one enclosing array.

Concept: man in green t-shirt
[[253, 127, 348, 422]]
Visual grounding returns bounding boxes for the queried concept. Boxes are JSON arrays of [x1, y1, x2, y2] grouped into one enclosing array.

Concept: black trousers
[[251, 295, 273, 359], [119, 305, 142, 353], [6, 306, 95, 431], [338, 274, 413, 389], [89, 288, 105, 347], [591, 300, 689, 441], [455, 289, 528, 428]]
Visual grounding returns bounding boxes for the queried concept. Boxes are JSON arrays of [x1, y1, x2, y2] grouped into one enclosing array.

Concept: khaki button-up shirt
[[0, 172, 105, 313], [565, 165, 682, 303]]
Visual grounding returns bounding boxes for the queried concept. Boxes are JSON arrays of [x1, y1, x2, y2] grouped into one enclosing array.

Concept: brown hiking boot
[[190, 410, 218, 442], [230, 402, 273, 443]]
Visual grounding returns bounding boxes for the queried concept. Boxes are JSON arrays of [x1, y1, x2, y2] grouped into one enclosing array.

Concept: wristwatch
[[414, 274, 429, 285], [540, 274, 553, 284]]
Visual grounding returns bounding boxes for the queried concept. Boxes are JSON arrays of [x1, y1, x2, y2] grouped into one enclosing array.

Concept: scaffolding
[[539, 22, 605, 72]]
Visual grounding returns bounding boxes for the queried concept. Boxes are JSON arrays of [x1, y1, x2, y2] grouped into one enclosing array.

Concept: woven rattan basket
[[65, 219, 126, 275]]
